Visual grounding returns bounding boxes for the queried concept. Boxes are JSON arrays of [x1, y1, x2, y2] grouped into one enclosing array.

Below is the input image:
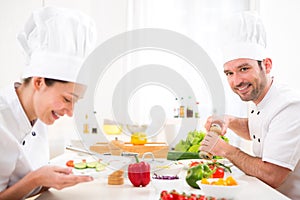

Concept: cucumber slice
[[95, 163, 106, 171], [74, 162, 87, 169], [87, 161, 98, 168]]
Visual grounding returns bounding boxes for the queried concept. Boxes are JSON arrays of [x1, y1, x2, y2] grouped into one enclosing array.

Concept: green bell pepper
[[185, 163, 214, 189]]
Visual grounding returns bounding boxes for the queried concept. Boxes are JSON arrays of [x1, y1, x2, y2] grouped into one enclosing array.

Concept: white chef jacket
[[248, 79, 300, 199], [0, 83, 49, 198]]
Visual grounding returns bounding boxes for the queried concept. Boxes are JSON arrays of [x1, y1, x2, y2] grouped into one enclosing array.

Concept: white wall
[[260, 0, 300, 90], [0, 0, 41, 88], [1, 0, 300, 157], [0, 0, 129, 158]]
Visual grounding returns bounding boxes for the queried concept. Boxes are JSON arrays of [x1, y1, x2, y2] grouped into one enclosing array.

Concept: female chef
[[0, 6, 97, 199]]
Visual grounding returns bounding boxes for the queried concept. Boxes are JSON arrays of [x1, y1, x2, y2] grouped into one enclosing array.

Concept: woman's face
[[32, 78, 85, 125], [223, 58, 271, 104]]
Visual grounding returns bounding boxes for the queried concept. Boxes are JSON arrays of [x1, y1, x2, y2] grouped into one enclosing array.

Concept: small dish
[[196, 178, 247, 199]]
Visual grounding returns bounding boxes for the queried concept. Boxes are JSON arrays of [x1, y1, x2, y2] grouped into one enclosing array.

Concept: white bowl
[[151, 178, 184, 192], [196, 178, 247, 199], [152, 163, 183, 176]]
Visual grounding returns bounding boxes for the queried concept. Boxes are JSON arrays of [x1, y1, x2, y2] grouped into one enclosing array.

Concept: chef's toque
[[17, 6, 97, 83], [221, 11, 267, 65]]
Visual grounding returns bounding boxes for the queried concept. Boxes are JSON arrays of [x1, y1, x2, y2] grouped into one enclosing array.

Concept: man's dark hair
[[257, 60, 263, 70]]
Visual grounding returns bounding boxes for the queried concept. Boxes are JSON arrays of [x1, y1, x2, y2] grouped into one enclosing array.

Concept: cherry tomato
[[189, 161, 200, 167], [66, 160, 74, 167], [208, 165, 225, 178], [162, 193, 174, 200], [170, 190, 180, 200], [212, 167, 224, 178], [188, 196, 197, 200], [178, 195, 188, 200], [197, 195, 206, 200], [161, 190, 168, 198]]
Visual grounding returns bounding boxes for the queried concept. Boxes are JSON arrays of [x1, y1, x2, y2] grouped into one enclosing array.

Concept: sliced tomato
[[66, 160, 74, 167], [189, 161, 201, 168]]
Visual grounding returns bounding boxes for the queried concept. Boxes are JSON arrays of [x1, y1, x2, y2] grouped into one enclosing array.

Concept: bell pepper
[[185, 163, 214, 189], [128, 156, 150, 187]]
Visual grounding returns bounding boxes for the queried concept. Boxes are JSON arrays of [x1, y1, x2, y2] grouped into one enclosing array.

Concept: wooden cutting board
[[90, 140, 169, 158]]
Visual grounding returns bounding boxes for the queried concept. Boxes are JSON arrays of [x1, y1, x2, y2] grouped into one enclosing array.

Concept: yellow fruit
[[201, 178, 210, 185], [225, 176, 238, 186]]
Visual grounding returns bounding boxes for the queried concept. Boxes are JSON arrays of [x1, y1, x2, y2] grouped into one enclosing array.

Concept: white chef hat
[[17, 6, 97, 83], [221, 11, 267, 64]]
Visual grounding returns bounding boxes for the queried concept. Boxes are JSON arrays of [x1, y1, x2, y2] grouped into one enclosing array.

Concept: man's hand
[[200, 131, 228, 157]]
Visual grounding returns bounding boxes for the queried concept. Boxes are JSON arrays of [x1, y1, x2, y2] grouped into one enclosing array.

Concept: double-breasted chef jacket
[[0, 83, 49, 197]]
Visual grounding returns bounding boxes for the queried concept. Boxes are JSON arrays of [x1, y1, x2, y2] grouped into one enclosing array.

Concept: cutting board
[[90, 140, 169, 158]]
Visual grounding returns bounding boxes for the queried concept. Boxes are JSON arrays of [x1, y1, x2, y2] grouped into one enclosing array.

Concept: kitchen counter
[[32, 150, 291, 200]]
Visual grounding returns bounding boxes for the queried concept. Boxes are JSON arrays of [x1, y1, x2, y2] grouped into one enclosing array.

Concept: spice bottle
[[179, 97, 185, 118], [199, 123, 222, 159], [186, 96, 193, 118]]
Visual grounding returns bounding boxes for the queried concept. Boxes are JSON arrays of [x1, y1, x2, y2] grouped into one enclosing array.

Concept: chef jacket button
[[253, 135, 256, 139], [251, 110, 254, 114], [32, 131, 36, 136], [258, 138, 261, 143], [22, 140, 25, 145], [257, 111, 260, 115]]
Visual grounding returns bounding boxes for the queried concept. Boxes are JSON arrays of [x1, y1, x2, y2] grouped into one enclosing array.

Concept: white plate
[[50, 153, 132, 179]]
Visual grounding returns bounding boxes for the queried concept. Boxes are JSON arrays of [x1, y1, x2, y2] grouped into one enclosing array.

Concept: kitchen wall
[[1, 0, 300, 158], [0, 0, 129, 158], [260, 0, 300, 89]]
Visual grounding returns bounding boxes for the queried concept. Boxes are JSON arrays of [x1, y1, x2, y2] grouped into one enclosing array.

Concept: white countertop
[[32, 150, 291, 200]]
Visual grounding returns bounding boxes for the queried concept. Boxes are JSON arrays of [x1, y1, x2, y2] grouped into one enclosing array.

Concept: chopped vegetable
[[185, 161, 233, 189], [66, 160, 74, 167], [74, 162, 87, 169], [67, 159, 108, 171], [201, 176, 238, 186], [152, 173, 179, 180]]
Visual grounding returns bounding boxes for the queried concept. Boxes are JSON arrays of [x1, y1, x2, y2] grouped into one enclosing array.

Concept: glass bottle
[[186, 96, 193, 118], [179, 97, 185, 118]]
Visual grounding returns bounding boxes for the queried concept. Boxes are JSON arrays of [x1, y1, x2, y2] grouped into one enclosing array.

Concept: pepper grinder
[[199, 123, 222, 159]]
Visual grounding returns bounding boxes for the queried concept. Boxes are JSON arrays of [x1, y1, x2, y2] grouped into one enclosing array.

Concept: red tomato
[[178, 195, 188, 200], [197, 196, 206, 200], [208, 165, 225, 178], [188, 196, 197, 200], [66, 160, 74, 167], [160, 190, 168, 198], [162, 193, 174, 200], [212, 167, 225, 178], [189, 161, 200, 167], [170, 190, 180, 200]]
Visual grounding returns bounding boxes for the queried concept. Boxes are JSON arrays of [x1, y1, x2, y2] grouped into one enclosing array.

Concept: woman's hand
[[31, 165, 93, 190], [0, 165, 93, 200]]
